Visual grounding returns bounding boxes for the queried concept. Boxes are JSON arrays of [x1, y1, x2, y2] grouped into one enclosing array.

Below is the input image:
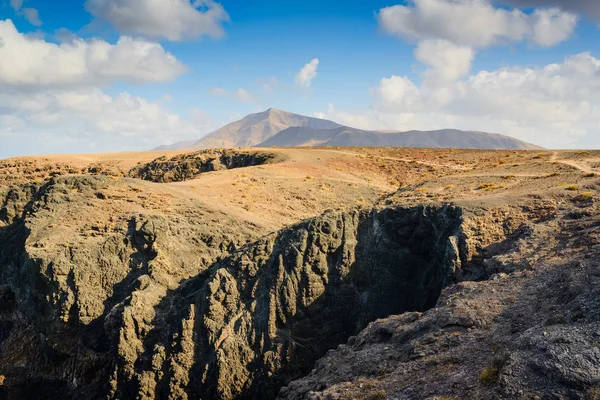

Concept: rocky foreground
[[1, 148, 600, 399]]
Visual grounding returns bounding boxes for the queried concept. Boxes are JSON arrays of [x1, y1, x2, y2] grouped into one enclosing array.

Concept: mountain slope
[[258, 126, 543, 150], [154, 108, 543, 150], [154, 108, 341, 150]]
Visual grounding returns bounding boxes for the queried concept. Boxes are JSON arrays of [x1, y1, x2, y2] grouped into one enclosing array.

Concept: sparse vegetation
[[477, 183, 505, 191], [566, 185, 579, 191], [371, 390, 387, 400], [479, 366, 499, 384], [574, 192, 593, 202], [479, 355, 509, 385]]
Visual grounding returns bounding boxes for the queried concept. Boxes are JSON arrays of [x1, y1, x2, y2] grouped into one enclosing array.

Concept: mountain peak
[[153, 109, 542, 151]]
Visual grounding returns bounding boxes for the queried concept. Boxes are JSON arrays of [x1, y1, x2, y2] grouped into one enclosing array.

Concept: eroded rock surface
[[282, 198, 600, 400], [129, 150, 280, 183], [0, 176, 262, 399]]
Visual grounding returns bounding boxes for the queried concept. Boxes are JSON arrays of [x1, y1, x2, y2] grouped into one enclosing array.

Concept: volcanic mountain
[[154, 108, 542, 150]]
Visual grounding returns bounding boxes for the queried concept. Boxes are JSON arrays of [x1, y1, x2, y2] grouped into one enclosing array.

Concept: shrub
[[479, 366, 499, 385], [479, 354, 508, 385], [477, 183, 504, 191], [574, 192, 593, 202], [371, 391, 387, 400], [566, 185, 579, 191]]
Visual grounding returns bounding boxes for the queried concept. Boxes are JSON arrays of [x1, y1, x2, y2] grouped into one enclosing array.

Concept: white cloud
[[22, 8, 41, 26], [414, 39, 475, 84], [295, 58, 319, 88], [317, 52, 600, 148], [85, 0, 230, 41], [207, 87, 256, 102], [531, 8, 578, 47], [0, 19, 201, 156], [0, 20, 187, 89], [0, 87, 205, 153], [378, 0, 577, 48]]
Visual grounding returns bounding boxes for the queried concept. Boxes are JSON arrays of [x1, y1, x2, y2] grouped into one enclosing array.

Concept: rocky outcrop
[[104, 205, 466, 399], [281, 198, 600, 400], [194, 205, 465, 399], [0, 176, 262, 399], [129, 150, 280, 183]]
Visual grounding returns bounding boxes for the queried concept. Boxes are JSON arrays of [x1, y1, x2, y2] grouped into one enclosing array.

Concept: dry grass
[[479, 366, 499, 385], [574, 192, 593, 202]]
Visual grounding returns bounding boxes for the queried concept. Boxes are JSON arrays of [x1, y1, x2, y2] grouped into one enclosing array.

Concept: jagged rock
[[129, 150, 280, 183]]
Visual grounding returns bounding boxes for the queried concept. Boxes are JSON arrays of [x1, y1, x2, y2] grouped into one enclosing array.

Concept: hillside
[[259, 126, 543, 150], [154, 108, 341, 150]]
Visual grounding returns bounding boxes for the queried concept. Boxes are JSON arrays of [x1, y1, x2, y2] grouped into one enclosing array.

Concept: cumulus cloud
[[85, 0, 230, 41], [0, 20, 187, 88], [295, 58, 319, 88], [499, 0, 600, 22], [207, 87, 256, 102], [415, 40, 475, 84], [378, 0, 577, 48], [0, 19, 199, 157], [317, 52, 600, 148], [0, 87, 205, 154]]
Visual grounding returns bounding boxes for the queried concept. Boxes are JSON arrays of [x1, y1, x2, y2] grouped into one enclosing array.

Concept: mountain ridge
[[154, 108, 543, 150]]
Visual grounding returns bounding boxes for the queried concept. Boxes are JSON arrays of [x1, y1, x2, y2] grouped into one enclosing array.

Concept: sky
[[1, 0, 600, 158]]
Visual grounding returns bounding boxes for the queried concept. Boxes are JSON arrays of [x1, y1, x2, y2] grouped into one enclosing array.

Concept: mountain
[[154, 108, 341, 150], [258, 126, 543, 150], [154, 108, 543, 151]]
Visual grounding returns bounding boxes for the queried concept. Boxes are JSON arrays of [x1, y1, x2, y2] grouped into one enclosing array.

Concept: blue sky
[[1, 0, 600, 158]]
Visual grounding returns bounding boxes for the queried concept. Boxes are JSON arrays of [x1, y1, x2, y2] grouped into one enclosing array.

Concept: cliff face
[[187, 206, 464, 399], [93, 204, 468, 400]]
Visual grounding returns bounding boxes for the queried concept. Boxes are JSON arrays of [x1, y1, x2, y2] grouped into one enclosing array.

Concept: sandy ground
[[2, 147, 600, 232]]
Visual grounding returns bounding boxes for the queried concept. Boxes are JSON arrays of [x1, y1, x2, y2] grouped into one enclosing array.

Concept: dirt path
[[550, 151, 598, 174]]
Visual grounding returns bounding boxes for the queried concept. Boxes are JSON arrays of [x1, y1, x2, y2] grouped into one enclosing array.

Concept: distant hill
[[154, 108, 543, 150], [259, 126, 543, 150], [154, 108, 340, 150]]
